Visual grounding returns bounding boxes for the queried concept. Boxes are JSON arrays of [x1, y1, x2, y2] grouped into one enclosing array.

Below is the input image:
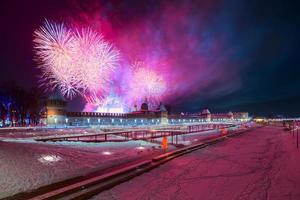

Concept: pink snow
[[0, 125, 228, 199], [92, 126, 300, 200], [0, 139, 163, 198]]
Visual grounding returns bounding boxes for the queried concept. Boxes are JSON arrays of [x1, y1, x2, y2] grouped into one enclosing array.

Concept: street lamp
[[54, 117, 57, 128]]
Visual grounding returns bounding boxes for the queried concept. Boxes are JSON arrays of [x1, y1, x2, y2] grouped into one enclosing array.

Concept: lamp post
[[54, 117, 57, 128], [297, 122, 299, 148], [293, 120, 295, 137], [12, 110, 16, 127]]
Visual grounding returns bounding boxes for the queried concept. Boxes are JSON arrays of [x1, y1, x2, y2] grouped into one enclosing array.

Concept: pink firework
[[33, 20, 80, 98], [33, 20, 119, 99], [129, 61, 166, 104], [73, 28, 120, 93]]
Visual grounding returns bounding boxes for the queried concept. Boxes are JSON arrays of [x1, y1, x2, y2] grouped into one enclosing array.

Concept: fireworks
[[33, 20, 79, 97], [34, 19, 168, 112], [72, 28, 119, 92], [129, 62, 166, 104], [33, 20, 119, 99]]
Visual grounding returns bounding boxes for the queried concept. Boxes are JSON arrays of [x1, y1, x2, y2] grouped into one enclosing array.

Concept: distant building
[[45, 91, 67, 125], [200, 108, 211, 121]]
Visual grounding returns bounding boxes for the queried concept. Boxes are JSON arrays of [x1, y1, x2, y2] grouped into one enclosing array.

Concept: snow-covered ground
[[0, 127, 103, 140], [0, 139, 164, 199], [91, 126, 300, 200], [0, 125, 249, 199]]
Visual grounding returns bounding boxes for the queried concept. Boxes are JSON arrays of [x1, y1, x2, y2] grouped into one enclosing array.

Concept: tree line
[[0, 81, 45, 127]]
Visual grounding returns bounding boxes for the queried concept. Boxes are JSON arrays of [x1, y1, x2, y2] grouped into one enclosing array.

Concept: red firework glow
[[34, 0, 242, 112]]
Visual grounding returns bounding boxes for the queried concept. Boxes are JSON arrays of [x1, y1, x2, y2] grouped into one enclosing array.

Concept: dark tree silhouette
[[0, 81, 45, 127]]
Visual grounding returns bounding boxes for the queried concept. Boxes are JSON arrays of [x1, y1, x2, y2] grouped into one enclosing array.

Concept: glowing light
[[85, 92, 126, 113], [136, 146, 145, 150], [38, 154, 61, 164], [102, 151, 112, 155]]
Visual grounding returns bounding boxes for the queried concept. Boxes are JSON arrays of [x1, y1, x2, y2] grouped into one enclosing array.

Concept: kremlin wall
[[44, 93, 249, 126]]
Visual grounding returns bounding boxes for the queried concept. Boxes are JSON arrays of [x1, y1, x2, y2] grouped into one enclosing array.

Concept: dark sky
[[1, 0, 300, 117]]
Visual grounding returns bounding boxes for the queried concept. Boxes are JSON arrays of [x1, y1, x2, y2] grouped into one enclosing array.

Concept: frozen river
[[0, 126, 224, 199], [91, 126, 300, 200]]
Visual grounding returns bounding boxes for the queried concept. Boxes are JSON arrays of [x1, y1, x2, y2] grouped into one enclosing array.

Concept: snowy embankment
[[0, 125, 242, 199], [92, 126, 300, 200], [0, 139, 163, 199], [0, 127, 98, 140]]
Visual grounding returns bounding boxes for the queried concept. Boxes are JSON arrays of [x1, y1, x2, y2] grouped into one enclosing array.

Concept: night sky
[[1, 0, 300, 116]]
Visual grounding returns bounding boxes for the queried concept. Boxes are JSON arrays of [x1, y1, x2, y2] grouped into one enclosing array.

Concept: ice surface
[[0, 124, 250, 199], [91, 126, 300, 200]]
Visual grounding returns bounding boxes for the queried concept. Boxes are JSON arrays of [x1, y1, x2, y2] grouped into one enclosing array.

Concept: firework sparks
[[129, 61, 166, 105], [33, 20, 119, 99], [73, 28, 119, 92], [33, 20, 80, 97]]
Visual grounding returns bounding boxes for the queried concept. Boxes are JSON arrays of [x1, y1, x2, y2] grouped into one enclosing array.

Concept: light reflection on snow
[[38, 154, 61, 164], [102, 151, 112, 155], [136, 146, 145, 150]]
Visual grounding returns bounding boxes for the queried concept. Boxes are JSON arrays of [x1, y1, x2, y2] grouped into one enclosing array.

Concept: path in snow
[[91, 126, 300, 200]]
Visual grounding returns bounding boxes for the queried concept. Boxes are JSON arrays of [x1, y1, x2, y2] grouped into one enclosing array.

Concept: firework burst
[[129, 61, 166, 105], [33, 20, 80, 97], [33, 20, 119, 99], [73, 28, 119, 93]]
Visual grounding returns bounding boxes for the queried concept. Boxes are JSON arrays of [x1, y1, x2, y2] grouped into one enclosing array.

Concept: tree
[[27, 87, 45, 125], [0, 81, 45, 127]]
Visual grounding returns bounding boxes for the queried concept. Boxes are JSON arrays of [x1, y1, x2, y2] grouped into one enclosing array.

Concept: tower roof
[[158, 102, 167, 112], [201, 108, 211, 115], [140, 102, 149, 111]]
